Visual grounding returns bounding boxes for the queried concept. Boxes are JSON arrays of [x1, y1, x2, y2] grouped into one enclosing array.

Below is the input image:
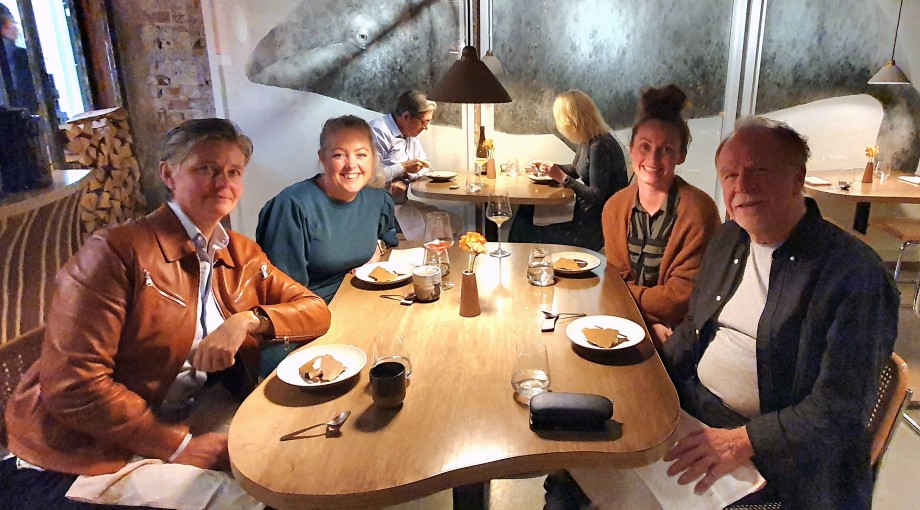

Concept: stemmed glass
[[875, 161, 891, 182], [423, 211, 454, 290], [487, 191, 512, 258]]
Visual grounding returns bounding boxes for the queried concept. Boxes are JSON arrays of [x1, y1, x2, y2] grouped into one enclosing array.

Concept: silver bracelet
[[167, 433, 193, 463]]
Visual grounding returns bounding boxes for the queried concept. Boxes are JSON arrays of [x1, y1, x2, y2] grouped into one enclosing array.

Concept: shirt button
[[716, 295, 722, 301], [789, 256, 795, 261], [733, 258, 739, 264], [695, 329, 700, 335]]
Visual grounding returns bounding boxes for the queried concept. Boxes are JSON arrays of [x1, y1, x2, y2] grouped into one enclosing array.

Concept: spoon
[[279, 410, 351, 441]]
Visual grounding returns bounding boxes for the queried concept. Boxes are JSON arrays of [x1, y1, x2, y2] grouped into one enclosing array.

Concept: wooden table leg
[[854, 202, 871, 234], [452, 482, 489, 510]]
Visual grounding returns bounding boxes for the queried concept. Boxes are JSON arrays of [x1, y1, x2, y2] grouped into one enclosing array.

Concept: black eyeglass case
[[529, 392, 614, 431]]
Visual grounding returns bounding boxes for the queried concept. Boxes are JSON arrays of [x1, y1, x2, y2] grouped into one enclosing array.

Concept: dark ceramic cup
[[370, 361, 407, 408]]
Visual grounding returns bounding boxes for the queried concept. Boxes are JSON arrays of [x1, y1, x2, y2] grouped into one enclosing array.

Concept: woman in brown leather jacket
[[2, 119, 331, 509]]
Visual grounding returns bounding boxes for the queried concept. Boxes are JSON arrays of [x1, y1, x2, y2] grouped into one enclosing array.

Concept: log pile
[[62, 107, 147, 238]]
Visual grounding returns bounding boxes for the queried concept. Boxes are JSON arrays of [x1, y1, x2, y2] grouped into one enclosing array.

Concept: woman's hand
[[544, 164, 568, 183], [193, 311, 259, 372], [171, 433, 229, 470]]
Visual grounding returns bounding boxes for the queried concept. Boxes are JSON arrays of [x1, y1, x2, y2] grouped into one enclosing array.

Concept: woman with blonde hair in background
[[509, 89, 628, 251]]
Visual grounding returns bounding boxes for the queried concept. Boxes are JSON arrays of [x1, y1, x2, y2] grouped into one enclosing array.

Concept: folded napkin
[[898, 175, 920, 185], [387, 247, 427, 266], [804, 176, 832, 186], [534, 201, 576, 226], [570, 410, 766, 510]]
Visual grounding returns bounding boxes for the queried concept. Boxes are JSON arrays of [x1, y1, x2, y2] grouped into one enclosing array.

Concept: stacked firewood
[[62, 107, 146, 238]]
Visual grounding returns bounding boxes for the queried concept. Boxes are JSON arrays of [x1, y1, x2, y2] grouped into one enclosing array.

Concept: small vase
[[861, 158, 875, 183], [459, 271, 481, 317], [486, 158, 497, 179]]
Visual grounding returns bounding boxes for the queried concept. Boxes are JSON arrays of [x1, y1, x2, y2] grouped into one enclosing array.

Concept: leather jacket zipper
[[143, 270, 187, 308]]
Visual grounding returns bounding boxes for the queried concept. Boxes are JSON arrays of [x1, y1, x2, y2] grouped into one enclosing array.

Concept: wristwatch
[[251, 307, 271, 332], [562, 176, 573, 187]]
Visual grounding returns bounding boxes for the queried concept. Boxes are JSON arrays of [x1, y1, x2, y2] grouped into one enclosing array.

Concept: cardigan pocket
[[143, 270, 187, 308]]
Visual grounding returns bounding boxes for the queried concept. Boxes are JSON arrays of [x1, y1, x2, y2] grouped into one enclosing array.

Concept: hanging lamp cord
[[890, 0, 904, 61]]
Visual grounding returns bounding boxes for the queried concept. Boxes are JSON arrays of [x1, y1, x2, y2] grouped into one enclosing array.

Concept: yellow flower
[[459, 231, 487, 272], [484, 139, 494, 151], [865, 145, 880, 158]]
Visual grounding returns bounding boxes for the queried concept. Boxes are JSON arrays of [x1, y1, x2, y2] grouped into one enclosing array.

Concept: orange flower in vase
[[862, 145, 881, 183], [459, 231, 487, 273]]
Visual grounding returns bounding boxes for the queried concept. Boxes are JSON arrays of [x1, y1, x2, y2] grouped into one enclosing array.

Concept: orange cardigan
[[601, 177, 721, 327]]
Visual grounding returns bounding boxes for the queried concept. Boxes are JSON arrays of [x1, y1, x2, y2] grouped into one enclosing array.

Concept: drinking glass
[[527, 247, 554, 286], [373, 332, 412, 378], [837, 168, 855, 189], [423, 211, 455, 290], [486, 191, 512, 258], [506, 158, 520, 177], [877, 161, 891, 182], [511, 340, 550, 405], [467, 160, 484, 192]]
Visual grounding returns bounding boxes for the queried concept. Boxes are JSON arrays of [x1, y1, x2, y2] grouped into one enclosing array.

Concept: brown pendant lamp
[[428, 45, 512, 104], [869, 0, 911, 85]]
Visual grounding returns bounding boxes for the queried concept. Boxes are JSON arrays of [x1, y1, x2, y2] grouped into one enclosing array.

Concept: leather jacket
[[5, 205, 331, 475]]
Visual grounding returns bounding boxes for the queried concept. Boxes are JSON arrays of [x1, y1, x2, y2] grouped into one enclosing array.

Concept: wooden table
[[804, 171, 920, 233], [229, 243, 680, 510], [412, 174, 575, 235]]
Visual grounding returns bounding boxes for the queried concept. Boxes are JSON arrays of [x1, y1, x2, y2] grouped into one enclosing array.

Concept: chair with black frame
[[0, 327, 44, 451], [727, 352, 911, 510]]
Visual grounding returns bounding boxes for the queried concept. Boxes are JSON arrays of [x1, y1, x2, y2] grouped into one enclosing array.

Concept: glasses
[[413, 115, 432, 127]]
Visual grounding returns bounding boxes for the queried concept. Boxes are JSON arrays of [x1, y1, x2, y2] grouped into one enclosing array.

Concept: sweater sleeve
[[569, 137, 628, 206], [255, 194, 311, 288], [378, 192, 400, 247], [627, 190, 721, 326]]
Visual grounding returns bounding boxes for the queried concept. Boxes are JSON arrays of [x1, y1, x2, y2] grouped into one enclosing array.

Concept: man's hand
[[650, 323, 673, 346], [402, 159, 430, 174], [171, 433, 229, 470], [664, 426, 755, 494], [192, 311, 258, 372]]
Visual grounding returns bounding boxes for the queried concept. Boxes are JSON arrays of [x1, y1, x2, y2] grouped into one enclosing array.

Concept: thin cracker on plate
[[583, 327, 628, 348], [368, 266, 403, 282], [299, 354, 347, 383], [554, 258, 586, 271]]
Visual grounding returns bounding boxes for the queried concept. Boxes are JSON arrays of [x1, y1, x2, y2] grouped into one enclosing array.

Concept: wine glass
[[876, 161, 891, 182], [423, 211, 454, 290], [486, 191, 512, 258]]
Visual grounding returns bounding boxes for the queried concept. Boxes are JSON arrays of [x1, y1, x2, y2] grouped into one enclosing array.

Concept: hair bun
[[638, 84, 687, 121]]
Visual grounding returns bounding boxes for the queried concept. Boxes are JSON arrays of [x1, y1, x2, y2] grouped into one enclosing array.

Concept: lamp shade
[[428, 46, 512, 104], [868, 60, 911, 85]]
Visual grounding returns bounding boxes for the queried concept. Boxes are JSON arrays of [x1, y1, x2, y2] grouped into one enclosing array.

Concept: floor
[[385, 279, 920, 510]]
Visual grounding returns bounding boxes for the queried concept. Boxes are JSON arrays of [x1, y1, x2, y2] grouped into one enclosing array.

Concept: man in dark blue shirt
[[0, 3, 37, 113], [662, 117, 898, 509]]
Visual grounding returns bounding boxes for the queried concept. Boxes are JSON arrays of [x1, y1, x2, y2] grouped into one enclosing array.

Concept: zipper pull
[[144, 270, 153, 287], [260, 264, 269, 279]]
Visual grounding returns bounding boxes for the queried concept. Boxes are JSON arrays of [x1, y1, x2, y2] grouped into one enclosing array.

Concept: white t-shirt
[[696, 241, 777, 419]]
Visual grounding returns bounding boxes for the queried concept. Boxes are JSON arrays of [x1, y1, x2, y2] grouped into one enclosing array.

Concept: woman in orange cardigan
[[602, 85, 720, 345]]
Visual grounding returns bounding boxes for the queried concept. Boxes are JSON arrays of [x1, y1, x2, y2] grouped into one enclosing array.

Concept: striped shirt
[[627, 187, 681, 287]]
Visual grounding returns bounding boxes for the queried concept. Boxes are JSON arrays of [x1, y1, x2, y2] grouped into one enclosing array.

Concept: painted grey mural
[[757, 0, 920, 171], [246, 0, 918, 170]]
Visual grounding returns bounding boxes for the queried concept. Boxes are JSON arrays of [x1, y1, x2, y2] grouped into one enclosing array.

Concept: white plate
[[566, 316, 645, 351], [550, 251, 601, 274], [426, 170, 458, 182], [526, 173, 556, 184], [276, 344, 367, 387], [354, 261, 414, 285]]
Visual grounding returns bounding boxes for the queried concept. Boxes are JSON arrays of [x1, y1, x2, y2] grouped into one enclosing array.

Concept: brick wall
[[108, 0, 215, 210]]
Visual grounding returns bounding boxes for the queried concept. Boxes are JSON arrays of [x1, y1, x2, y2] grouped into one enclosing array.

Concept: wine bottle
[[476, 126, 488, 159]]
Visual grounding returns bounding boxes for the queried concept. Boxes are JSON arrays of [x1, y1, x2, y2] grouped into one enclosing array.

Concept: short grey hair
[[394, 90, 437, 117], [160, 118, 253, 166], [716, 116, 811, 169]]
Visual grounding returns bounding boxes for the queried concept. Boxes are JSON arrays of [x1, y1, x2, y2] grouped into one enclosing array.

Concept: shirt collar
[[385, 113, 409, 140], [166, 201, 230, 260]]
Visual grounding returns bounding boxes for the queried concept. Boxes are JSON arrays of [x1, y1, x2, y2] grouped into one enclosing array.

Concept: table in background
[[229, 243, 680, 510], [412, 173, 575, 236], [804, 171, 920, 233]]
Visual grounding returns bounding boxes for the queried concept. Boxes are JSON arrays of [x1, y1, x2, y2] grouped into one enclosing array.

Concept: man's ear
[[159, 161, 174, 192]]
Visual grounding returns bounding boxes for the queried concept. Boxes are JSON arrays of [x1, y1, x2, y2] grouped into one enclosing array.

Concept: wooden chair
[[727, 352, 911, 509], [872, 217, 920, 308], [0, 327, 44, 450]]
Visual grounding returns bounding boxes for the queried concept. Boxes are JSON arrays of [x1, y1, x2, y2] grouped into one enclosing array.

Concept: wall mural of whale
[[246, 0, 919, 171]]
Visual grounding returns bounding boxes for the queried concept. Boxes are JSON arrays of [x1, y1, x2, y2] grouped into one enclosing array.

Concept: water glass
[[527, 248, 554, 286], [877, 161, 891, 182], [467, 165, 483, 193], [373, 332, 412, 378], [506, 158, 520, 177], [511, 340, 550, 404]]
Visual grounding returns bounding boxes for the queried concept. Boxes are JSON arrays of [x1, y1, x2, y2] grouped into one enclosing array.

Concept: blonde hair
[[317, 115, 386, 188], [552, 90, 611, 144]]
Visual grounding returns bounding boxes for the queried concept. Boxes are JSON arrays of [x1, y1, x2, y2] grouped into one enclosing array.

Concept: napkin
[[534, 201, 576, 226], [570, 410, 766, 510], [804, 176, 832, 186], [898, 175, 920, 185], [387, 247, 427, 266]]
